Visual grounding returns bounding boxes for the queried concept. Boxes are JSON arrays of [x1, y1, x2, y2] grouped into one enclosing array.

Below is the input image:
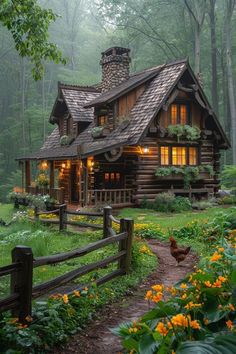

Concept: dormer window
[[98, 115, 108, 126], [170, 103, 189, 125]]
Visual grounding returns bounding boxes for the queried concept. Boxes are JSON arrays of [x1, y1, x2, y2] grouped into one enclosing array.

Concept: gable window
[[98, 115, 108, 126], [160, 146, 198, 166], [169, 103, 189, 125]]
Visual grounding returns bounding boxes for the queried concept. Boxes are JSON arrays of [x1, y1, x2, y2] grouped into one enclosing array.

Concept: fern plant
[[167, 124, 201, 141]]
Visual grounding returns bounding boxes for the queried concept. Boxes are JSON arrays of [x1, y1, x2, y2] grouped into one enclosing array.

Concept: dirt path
[[53, 240, 197, 354]]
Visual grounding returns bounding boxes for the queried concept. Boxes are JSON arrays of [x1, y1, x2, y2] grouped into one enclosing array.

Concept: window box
[[91, 126, 110, 139]]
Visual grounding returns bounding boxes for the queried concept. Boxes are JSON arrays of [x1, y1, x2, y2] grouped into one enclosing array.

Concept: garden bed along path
[[53, 240, 197, 354]]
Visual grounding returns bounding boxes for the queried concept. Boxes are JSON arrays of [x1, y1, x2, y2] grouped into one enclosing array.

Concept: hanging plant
[[60, 135, 74, 146], [167, 125, 201, 141]]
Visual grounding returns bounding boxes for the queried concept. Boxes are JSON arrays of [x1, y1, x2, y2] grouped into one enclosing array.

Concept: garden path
[[53, 240, 197, 354]]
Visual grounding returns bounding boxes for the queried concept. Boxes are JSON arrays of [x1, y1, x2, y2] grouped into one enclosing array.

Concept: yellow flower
[[171, 287, 178, 296], [185, 301, 202, 310], [204, 281, 212, 288], [180, 283, 188, 290], [218, 247, 224, 252], [73, 290, 81, 297], [152, 284, 163, 292], [128, 327, 138, 333], [190, 320, 200, 329], [156, 322, 168, 336], [63, 294, 69, 304], [210, 252, 222, 262], [226, 320, 233, 330], [181, 293, 187, 300], [171, 314, 189, 327]]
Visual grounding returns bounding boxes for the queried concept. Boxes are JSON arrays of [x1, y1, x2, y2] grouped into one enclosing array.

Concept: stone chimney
[[100, 47, 131, 92]]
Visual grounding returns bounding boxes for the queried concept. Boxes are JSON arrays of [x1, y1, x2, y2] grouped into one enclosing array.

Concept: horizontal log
[[36, 209, 60, 215], [65, 221, 103, 229], [34, 232, 127, 267], [109, 215, 120, 224], [66, 210, 103, 217], [0, 293, 19, 312], [0, 263, 20, 277], [32, 251, 126, 298]]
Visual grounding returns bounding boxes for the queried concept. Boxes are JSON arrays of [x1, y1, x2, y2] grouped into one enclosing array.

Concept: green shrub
[[152, 193, 191, 213], [221, 165, 236, 193], [218, 195, 236, 205], [192, 200, 214, 210]]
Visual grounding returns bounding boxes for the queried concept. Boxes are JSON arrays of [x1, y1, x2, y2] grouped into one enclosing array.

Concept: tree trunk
[[225, 0, 236, 163], [209, 0, 219, 116]]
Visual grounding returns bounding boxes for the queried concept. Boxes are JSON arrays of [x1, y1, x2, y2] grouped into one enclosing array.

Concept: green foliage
[[167, 125, 201, 141], [0, 0, 66, 80], [221, 165, 236, 193], [8, 192, 55, 209], [192, 200, 214, 210], [218, 195, 236, 205], [141, 192, 192, 213]]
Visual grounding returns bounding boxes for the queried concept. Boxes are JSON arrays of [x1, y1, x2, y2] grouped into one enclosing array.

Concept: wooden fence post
[[11, 246, 33, 322], [103, 206, 112, 238], [59, 204, 67, 231], [119, 218, 134, 274], [34, 206, 39, 221]]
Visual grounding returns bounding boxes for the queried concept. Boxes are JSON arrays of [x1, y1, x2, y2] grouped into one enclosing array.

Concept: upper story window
[[98, 115, 108, 126], [160, 146, 198, 166], [170, 103, 189, 125]]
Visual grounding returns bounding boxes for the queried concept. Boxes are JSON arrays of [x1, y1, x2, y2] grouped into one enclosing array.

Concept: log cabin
[[17, 47, 230, 208]]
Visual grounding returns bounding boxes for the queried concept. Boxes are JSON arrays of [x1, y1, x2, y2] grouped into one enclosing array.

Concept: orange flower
[[156, 322, 168, 336], [152, 284, 163, 292], [63, 294, 69, 304], [152, 292, 163, 303], [229, 303, 235, 311], [203, 318, 209, 325], [204, 281, 212, 287], [73, 290, 81, 297], [190, 320, 200, 329], [181, 293, 187, 300], [212, 280, 222, 288], [17, 324, 28, 329], [185, 301, 202, 310], [25, 315, 33, 323], [180, 283, 188, 289], [218, 247, 224, 252], [210, 252, 222, 262], [171, 314, 189, 327], [145, 290, 153, 300], [226, 320, 233, 330], [218, 276, 227, 282]]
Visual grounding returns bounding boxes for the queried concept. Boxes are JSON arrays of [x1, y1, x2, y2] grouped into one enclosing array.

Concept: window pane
[[98, 115, 107, 126], [172, 147, 187, 165], [189, 147, 197, 165], [160, 146, 169, 165], [180, 105, 187, 125], [170, 104, 178, 125]]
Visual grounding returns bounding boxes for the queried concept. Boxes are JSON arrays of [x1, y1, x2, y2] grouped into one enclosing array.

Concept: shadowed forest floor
[[53, 240, 197, 354]]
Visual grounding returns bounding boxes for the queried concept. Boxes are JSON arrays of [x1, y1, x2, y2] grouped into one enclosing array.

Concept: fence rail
[[0, 214, 134, 322], [88, 188, 133, 206]]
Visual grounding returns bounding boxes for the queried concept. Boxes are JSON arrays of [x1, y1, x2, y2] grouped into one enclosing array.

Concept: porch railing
[[88, 189, 133, 206], [28, 187, 65, 204]]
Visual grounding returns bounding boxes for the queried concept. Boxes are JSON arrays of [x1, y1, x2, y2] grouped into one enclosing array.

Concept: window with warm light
[[172, 147, 187, 165], [189, 147, 197, 165], [160, 146, 169, 165], [98, 115, 108, 126], [169, 103, 189, 126], [160, 146, 198, 166]]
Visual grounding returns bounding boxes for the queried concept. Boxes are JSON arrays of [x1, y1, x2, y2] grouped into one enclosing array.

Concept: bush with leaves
[[114, 240, 236, 354], [221, 165, 236, 194], [167, 124, 201, 141]]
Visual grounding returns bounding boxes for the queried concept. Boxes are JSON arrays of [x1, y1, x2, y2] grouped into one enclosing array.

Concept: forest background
[[0, 0, 235, 201]]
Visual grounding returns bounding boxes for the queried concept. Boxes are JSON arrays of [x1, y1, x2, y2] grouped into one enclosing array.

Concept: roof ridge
[[58, 82, 100, 92], [130, 58, 188, 77]]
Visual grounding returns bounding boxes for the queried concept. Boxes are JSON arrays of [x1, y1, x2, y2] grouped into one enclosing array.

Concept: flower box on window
[[91, 126, 110, 139]]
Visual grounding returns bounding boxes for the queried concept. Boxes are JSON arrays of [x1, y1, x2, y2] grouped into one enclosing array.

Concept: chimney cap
[[101, 46, 130, 57]]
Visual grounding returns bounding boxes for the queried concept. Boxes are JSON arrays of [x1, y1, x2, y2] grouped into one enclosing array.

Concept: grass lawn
[[119, 206, 227, 231]]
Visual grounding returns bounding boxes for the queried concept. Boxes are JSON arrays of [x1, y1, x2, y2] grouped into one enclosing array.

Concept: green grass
[[119, 206, 227, 231]]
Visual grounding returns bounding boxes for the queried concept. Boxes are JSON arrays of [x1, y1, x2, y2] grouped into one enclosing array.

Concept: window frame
[[159, 145, 199, 166]]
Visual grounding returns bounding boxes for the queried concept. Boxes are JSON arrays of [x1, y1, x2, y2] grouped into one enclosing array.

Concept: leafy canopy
[[0, 0, 66, 80]]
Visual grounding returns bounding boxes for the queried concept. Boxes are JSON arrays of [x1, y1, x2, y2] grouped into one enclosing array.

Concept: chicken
[[169, 236, 191, 265]]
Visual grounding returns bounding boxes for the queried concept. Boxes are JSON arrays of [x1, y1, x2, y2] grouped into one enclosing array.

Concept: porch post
[[49, 161, 54, 195], [82, 158, 88, 206], [19, 161, 24, 191], [25, 161, 31, 193]]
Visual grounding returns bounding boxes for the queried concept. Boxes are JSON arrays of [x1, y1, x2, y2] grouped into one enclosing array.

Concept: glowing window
[[189, 147, 197, 165], [180, 105, 187, 125], [160, 146, 169, 165], [170, 104, 178, 125], [105, 173, 109, 182], [172, 147, 187, 165], [98, 115, 108, 126]]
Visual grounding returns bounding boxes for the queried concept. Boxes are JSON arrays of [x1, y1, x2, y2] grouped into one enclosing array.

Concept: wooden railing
[[28, 186, 65, 204], [88, 188, 133, 206], [0, 218, 134, 322]]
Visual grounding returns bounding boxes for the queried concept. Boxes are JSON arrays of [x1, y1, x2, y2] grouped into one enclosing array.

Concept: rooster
[[169, 236, 191, 266]]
